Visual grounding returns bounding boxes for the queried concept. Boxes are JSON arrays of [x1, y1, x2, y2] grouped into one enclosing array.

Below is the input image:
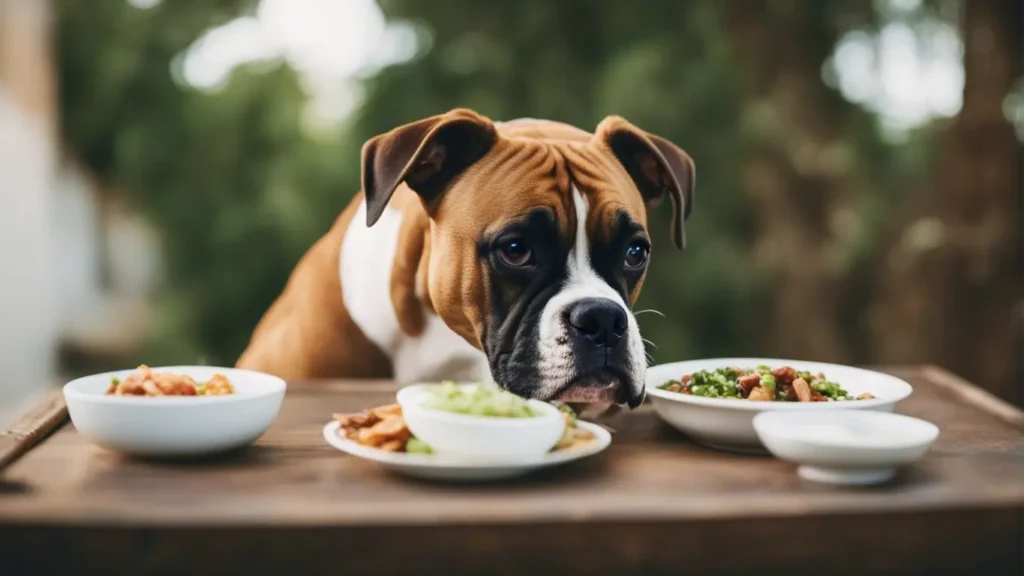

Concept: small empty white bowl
[[64, 366, 286, 458], [396, 383, 566, 461], [753, 410, 939, 485]]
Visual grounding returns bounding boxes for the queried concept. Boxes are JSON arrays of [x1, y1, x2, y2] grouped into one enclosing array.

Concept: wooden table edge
[[0, 390, 68, 475], [1, 496, 1021, 529], [919, 364, 1024, 430]]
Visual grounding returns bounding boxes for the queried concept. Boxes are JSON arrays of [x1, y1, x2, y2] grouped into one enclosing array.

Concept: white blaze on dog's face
[[533, 186, 650, 407], [361, 110, 694, 409]]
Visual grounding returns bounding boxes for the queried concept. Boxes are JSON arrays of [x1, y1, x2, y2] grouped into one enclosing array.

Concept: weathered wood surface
[[0, 390, 66, 474], [0, 366, 1021, 575]]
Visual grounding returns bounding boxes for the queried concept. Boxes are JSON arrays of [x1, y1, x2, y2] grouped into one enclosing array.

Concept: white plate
[[322, 420, 611, 482], [64, 366, 286, 458], [645, 358, 913, 453], [753, 410, 939, 485]]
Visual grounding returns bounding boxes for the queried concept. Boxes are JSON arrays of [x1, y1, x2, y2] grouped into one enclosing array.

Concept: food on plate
[[553, 403, 597, 450], [420, 382, 541, 418], [335, 403, 411, 452], [658, 365, 876, 402], [333, 402, 595, 453], [105, 365, 235, 397]]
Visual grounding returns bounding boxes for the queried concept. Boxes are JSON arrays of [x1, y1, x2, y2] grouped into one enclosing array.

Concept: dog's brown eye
[[624, 241, 649, 270], [498, 238, 533, 267]]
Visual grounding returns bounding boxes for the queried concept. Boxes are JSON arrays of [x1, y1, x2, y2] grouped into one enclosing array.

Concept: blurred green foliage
[[56, 0, 953, 369]]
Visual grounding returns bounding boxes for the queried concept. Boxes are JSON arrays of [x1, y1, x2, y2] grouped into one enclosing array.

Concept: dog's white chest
[[339, 201, 488, 384]]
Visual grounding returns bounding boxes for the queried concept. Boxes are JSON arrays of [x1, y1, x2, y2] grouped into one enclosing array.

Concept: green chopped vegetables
[[659, 365, 866, 402], [811, 380, 852, 400], [421, 382, 541, 418], [405, 436, 433, 454], [668, 369, 743, 399]]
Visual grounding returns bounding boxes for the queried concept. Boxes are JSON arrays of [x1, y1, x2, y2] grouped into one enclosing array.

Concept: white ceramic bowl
[[64, 366, 286, 458], [753, 410, 939, 485], [645, 358, 913, 453], [396, 383, 566, 461]]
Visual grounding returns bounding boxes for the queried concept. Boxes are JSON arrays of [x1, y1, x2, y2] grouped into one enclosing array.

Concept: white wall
[[0, 87, 58, 426]]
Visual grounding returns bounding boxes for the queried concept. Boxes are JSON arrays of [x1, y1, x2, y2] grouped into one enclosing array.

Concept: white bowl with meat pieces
[[63, 365, 286, 458], [644, 358, 913, 453]]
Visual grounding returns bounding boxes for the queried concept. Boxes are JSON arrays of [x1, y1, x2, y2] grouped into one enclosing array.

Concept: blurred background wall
[[0, 0, 58, 424], [1, 0, 1020, 424]]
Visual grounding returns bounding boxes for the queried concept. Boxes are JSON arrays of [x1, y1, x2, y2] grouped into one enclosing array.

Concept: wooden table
[[0, 366, 1021, 575]]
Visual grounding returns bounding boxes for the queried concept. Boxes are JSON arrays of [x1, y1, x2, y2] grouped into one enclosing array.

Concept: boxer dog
[[237, 109, 693, 410]]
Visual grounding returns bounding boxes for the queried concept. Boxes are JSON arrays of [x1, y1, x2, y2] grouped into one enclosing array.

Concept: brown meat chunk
[[334, 410, 381, 430], [772, 366, 797, 386], [737, 374, 762, 397], [778, 382, 797, 401]]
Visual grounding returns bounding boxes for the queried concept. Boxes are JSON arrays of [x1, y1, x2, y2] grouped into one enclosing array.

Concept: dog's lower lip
[[555, 383, 618, 403], [553, 370, 625, 403]]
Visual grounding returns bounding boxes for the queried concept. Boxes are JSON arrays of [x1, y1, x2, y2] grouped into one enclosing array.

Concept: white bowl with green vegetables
[[645, 359, 913, 453], [396, 382, 566, 461]]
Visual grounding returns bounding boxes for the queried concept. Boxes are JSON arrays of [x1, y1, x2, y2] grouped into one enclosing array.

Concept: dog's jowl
[[237, 110, 694, 410]]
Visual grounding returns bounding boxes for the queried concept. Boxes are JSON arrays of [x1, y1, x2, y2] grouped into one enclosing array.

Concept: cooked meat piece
[[204, 373, 234, 395], [778, 382, 797, 401], [772, 366, 797, 386], [109, 365, 198, 396], [680, 374, 693, 384], [809, 389, 827, 402], [747, 386, 774, 401], [379, 439, 406, 452], [370, 403, 402, 418], [334, 410, 381, 430], [856, 392, 876, 400], [792, 377, 812, 402], [357, 416, 411, 447], [737, 374, 762, 397]]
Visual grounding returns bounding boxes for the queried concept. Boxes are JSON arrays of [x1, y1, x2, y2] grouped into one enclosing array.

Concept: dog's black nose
[[567, 298, 628, 348]]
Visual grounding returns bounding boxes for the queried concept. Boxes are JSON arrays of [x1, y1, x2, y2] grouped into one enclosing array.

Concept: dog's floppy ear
[[361, 109, 498, 227], [594, 116, 695, 249]]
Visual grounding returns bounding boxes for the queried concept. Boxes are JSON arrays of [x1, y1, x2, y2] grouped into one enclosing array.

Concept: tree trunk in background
[[871, 0, 1022, 405], [723, 1, 871, 364]]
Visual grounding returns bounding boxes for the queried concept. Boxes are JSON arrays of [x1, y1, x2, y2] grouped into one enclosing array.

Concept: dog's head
[[362, 109, 694, 409]]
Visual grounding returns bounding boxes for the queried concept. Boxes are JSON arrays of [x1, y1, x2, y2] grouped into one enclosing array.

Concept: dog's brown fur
[[238, 110, 693, 381]]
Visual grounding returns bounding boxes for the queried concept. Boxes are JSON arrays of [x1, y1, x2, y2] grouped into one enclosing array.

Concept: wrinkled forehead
[[432, 138, 648, 240]]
